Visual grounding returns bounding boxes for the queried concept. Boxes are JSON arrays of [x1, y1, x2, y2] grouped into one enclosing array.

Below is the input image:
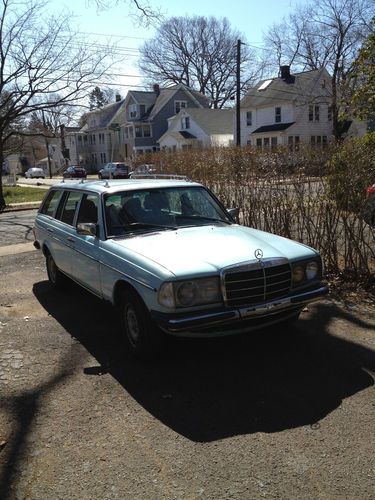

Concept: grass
[[4, 186, 47, 204]]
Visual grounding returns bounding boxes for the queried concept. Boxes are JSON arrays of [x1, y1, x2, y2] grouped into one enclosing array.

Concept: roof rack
[[129, 173, 192, 181]]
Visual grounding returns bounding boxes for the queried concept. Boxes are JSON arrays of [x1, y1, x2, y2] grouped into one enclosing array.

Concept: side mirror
[[227, 207, 239, 220], [77, 222, 97, 236]]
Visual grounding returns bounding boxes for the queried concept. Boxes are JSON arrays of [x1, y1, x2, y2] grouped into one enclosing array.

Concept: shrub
[[327, 132, 375, 212]]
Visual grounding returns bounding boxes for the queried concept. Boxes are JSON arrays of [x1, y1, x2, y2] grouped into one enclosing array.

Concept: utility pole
[[236, 39, 241, 147], [42, 110, 53, 179]]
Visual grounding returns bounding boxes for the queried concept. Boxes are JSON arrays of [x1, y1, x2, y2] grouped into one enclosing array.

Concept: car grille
[[223, 263, 291, 307]]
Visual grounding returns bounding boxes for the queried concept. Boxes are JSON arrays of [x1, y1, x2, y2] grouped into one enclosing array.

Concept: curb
[[3, 202, 41, 212]]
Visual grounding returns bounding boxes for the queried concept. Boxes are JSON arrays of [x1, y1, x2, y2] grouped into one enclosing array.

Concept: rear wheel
[[119, 289, 164, 358], [46, 252, 68, 289]]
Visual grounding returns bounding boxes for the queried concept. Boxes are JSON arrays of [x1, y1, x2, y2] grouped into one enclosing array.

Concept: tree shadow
[[32, 281, 375, 443], [0, 347, 83, 500]]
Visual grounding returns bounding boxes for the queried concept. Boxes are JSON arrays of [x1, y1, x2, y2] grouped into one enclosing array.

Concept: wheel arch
[[113, 279, 144, 309]]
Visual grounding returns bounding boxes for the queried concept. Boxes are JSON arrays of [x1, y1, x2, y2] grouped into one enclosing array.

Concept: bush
[[136, 143, 374, 287], [327, 132, 375, 212]]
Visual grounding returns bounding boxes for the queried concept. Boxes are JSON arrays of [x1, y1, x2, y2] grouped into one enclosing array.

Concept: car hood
[[110, 225, 317, 277]]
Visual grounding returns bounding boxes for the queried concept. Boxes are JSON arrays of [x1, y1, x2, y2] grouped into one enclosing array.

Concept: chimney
[[153, 84, 160, 97], [280, 65, 291, 80], [115, 93, 121, 102]]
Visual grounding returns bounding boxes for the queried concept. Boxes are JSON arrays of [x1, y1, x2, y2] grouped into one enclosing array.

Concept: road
[[0, 209, 37, 247], [0, 212, 374, 498]]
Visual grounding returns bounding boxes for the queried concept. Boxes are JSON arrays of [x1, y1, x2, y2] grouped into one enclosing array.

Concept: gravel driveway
[[0, 250, 374, 499]]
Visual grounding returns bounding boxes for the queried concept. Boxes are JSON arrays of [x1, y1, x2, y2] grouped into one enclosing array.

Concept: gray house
[[118, 84, 209, 160]]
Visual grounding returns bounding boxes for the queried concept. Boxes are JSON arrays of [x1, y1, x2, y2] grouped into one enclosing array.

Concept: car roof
[[50, 178, 201, 195]]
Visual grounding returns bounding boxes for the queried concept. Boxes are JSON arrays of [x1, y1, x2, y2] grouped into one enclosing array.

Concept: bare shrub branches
[[136, 144, 375, 286]]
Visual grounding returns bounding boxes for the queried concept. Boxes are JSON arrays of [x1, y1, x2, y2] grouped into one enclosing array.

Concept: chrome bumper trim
[[152, 285, 328, 333]]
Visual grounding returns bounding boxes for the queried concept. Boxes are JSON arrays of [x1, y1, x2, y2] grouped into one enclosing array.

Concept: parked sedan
[[98, 162, 130, 179], [63, 166, 87, 179], [362, 183, 375, 226], [25, 167, 45, 179]]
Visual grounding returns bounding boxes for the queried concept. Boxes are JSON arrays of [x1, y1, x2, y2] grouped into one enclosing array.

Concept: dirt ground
[[0, 250, 374, 499]]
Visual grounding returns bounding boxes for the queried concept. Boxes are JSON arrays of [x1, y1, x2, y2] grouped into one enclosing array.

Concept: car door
[[71, 193, 102, 296], [50, 190, 82, 276]]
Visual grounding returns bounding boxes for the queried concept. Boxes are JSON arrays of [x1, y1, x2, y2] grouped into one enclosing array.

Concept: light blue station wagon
[[33, 177, 328, 357]]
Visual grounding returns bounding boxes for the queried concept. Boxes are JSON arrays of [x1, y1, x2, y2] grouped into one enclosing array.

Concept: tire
[[46, 252, 68, 289], [98, 173, 102, 179], [119, 289, 164, 358]]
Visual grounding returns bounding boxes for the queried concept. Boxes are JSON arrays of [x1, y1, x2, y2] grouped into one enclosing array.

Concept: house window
[[256, 138, 262, 149], [83, 135, 88, 143], [288, 136, 300, 151], [328, 106, 332, 121], [143, 125, 151, 137], [247, 139, 251, 146], [263, 137, 270, 148], [271, 137, 278, 150], [128, 127, 134, 138], [246, 111, 252, 126], [129, 104, 137, 118], [181, 116, 190, 129], [78, 136, 82, 142], [98, 133, 105, 145], [140, 104, 146, 116], [311, 135, 327, 147], [309, 105, 320, 121], [135, 126, 142, 138], [100, 152, 106, 164], [275, 107, 281, 123], [175, 101, 187, 114]]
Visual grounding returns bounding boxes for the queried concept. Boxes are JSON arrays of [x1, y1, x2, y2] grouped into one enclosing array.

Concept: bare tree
[[0, 0, 116, 211], [90, 0, 161, 24], [139, 16, 262, 109], [263, 0, 373, 138]]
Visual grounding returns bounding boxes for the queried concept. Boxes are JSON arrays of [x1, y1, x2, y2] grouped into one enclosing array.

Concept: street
[[0, 210, 375, 499]]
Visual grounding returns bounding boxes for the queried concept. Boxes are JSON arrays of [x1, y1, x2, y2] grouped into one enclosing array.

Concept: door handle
[[47, 228, 54, 233], [67, 236, 75, 243]]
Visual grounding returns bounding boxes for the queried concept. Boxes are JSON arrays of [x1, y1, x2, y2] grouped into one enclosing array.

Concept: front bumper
[[151, 285, 329, 337]]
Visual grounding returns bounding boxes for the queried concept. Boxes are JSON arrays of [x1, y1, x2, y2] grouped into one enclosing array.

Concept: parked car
[[362, 183, 375, 226], [98, 162, 130, 179], [129, 164, 157, 177], [63, 166, 87, 179], [33, 177, 328, 358], [25, 167, 45, 179]]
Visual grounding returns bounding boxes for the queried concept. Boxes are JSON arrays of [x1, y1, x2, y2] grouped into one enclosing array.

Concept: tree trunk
[[0, 148, 5, 212]]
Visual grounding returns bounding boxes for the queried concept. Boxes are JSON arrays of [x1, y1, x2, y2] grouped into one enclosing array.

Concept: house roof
[[252, 122, 295, 133], [241, 68, 331, 108], [182, 108, 234, 135], [179, 131, 197, 139], [84, 99, 125, 131], [147, 84, 209, 120]]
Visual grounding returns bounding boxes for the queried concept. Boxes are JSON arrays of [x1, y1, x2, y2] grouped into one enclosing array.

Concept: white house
[[240, 66, 334, 149], [159, 108, 234, 150]]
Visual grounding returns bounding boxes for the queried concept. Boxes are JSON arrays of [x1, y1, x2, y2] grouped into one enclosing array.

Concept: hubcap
[[125, 305, 140, 346]]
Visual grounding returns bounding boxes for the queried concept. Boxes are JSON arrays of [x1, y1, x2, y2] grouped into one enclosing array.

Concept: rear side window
[[40, 190, 62, 217], [76, 194, 99, 224], [60, 191, 82, 226]]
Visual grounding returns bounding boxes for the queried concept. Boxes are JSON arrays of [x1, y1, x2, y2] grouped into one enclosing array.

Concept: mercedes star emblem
[[254, 248, 263, 260]]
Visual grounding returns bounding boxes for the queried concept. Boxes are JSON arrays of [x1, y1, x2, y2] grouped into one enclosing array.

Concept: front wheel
[[119, 289, 164, 358], [46, 253, 68, 289]]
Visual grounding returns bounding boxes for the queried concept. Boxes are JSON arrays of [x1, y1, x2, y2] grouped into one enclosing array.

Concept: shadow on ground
[[32, 280, 375, 443]]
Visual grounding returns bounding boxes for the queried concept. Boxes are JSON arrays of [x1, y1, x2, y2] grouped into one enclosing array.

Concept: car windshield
[[104, 186, 232, 237]]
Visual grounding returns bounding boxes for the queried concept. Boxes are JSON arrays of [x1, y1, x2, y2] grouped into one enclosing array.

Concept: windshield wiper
[[126, 222, 178, 231], [178, 215, 231, 225]]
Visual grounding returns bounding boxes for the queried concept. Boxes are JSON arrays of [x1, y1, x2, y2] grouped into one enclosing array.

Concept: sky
[[46, 0, 306, 92]]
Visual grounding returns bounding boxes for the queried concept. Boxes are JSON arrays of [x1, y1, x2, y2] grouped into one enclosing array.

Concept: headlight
[[176, 281, 198, 307], [292, 265, 305, 284], [306, 261, 319, 280], [158, 277, 222, 308], [292, 259, 320, 287]]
